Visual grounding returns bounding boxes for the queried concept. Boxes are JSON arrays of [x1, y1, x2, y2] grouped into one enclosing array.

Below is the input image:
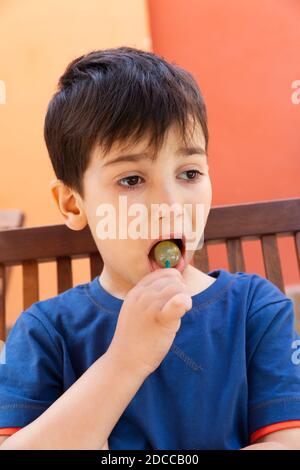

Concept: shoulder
[[241, 272, 292, 321], [220, 270, 291, 313], [209, 269, 293, 330], [8, 279, 100, 345], [238, 273, 296, 359], [232, 271, 294, 332]]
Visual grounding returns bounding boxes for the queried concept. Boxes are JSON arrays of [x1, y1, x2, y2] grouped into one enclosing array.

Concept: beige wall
[[0, 0, 152, 326]]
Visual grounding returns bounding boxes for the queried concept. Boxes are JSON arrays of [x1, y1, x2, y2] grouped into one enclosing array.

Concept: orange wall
[[147, 0, 300, 284], [0, 0, 152, 326]]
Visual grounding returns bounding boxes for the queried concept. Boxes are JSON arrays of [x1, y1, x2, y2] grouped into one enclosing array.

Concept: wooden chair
[[0, 210, 24, 341], [0, 198, 300, 341]]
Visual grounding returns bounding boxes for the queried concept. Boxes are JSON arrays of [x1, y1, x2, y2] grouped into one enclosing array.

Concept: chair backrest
[[0, 198, 299, 340], [0, 210, 24, 342]]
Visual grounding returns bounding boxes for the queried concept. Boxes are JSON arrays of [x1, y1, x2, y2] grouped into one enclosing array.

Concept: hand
[[107, 268, 192, 377]]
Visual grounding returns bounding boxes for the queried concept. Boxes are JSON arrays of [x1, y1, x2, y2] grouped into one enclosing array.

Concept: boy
[[1, 47, 300, 450]]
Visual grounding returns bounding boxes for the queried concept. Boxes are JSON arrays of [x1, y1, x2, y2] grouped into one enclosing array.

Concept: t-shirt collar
[[87, 268, 233, 312]]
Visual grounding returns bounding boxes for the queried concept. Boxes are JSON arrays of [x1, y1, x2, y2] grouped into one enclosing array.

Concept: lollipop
[[153, 240, 181, 268]]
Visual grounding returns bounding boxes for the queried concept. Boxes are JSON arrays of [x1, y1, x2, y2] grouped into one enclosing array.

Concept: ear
[[50, 179, 87, 231]]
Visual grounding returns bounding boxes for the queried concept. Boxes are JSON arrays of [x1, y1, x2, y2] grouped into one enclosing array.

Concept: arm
[[0, 268, 191, 450], [0, 348, 147, 450], [241, 428, 300, 450], [8, 437, 108, 450], [245, 277, 300, 452], [0, 435, 108, 449]]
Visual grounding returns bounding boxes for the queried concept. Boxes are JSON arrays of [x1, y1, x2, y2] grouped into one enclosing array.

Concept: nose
[[149, 180, 184, 230], [151, 178, 182, 208]]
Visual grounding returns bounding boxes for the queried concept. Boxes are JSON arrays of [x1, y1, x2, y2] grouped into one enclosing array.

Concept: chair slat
[[294, 232, 300, 276], [205, 198, 300, 241], [22, 260, 39, 309], [261, 234, 285, 293], [226, 238, 245, 273], [89, 253, 104, 280], [193, 244, 209, 272], [0, 263, 6, 341], [57, 256, 73, 293]]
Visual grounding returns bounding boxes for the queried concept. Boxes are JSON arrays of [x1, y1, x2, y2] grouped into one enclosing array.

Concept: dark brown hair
[[44, 46, 209, 197]]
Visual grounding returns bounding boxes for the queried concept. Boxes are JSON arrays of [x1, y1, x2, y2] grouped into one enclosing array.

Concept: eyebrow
[[101, 146, 207, 167]]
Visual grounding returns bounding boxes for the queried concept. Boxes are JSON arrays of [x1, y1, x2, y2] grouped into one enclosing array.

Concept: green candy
[[153, 240, 181, 268]]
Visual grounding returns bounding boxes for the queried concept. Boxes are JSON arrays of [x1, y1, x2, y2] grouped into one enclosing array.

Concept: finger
[[134, 278, 186, 307], [139, 268, 183, 288], [159, 292, 192, 325], [154, 284, 189, 309], [139, 275, 187, 303], [149, 276, 187, 293]]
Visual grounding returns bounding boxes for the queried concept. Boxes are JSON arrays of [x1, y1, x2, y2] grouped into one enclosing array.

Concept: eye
[[178, 170, 204, 181], [117, 175, 144, 190]]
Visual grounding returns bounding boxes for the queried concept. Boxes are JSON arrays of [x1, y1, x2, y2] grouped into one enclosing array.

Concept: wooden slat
[[0, 263, 6, 341], [226, 238, 245, 273], [294, 232, 300, 276], [0, 199, 299, 265], [22, 260, 39, 310], [89, 253, 104, 280], [193, 243, 209, 272], [57, 256, 73, 293], [0, 224, 97, 265], [261, 234, 285, 293], [204, 198, 300, 241]]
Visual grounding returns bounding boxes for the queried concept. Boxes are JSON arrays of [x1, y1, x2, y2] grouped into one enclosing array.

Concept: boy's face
[[80, 120, 212, 295]]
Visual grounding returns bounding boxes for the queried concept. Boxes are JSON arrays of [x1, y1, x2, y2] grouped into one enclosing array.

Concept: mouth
[[147, 234, 186, 272]]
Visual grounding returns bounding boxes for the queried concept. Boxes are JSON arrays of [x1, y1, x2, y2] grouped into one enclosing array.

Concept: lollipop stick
[[165, 259, 171, 268]]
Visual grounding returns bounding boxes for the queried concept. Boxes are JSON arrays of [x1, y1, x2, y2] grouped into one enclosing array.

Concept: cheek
[[99, 239, 144, 270], [196, 177, 212, 207], [84, 203, 102, 240], [204, 179, 212, 206], [189, 179, 212, 228], [83, 188, 118, 237], [202, 181, 212, 220], [188, 178, 212, 204]]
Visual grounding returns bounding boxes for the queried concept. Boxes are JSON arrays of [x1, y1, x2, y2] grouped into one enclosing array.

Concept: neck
[[98, 262, 211, 300]]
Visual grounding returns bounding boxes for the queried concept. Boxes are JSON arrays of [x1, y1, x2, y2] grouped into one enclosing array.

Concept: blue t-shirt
[[1, 268, 300, 449]]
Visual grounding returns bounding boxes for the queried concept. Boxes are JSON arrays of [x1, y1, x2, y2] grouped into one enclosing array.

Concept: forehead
[[97, 119, 206, 163]]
